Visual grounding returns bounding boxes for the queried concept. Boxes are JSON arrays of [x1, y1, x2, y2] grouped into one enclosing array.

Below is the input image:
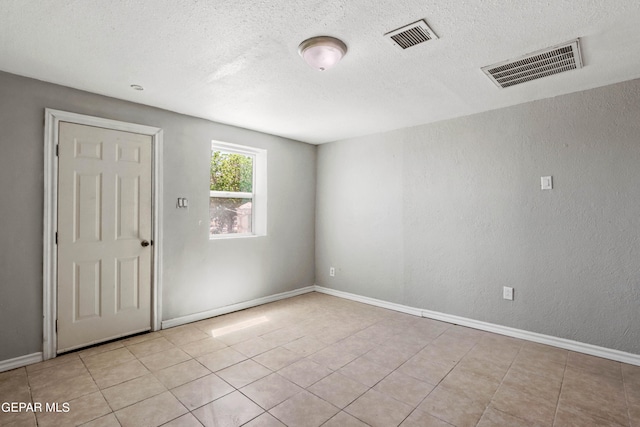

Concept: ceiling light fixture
[[130, 84, 144, 91], [298, 36, 347, 71]]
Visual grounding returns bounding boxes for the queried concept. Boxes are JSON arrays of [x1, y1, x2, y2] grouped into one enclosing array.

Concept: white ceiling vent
[[482, 39, 583, 88], [385, 20, 438, 50]]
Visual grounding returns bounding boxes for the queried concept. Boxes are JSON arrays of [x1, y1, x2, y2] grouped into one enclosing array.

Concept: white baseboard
[[0, 352, 43, 373], [314, 286, 423, 317], [314, 285, 640, 366], [161, 286, 315, 329]]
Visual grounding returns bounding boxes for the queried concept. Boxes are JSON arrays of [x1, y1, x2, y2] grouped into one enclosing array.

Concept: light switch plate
[[503, 286, 514, 301], [541, 176, 553, 190]]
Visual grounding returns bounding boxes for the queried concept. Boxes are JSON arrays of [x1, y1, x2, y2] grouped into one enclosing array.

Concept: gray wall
[[0, 71, 316, 361], [316, 78, 640, 354]]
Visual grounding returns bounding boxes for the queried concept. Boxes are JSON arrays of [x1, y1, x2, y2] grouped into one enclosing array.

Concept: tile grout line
[[550, 348, 569, 427], [477, 340, 532, 427]]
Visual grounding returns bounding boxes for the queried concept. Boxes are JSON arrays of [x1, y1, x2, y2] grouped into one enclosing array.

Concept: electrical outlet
[[503, 286, 514, 301], [329, 267, 335, 277]]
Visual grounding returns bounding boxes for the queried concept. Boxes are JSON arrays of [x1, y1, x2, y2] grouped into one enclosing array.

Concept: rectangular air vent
[[482, 39, 583, 88], [385, 20, 438, 50]]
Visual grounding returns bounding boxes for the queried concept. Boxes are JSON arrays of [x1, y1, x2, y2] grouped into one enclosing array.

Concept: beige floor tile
[[400, 409, 454, 427], [411, 343, 461, 366], [623, 363, 640, 386], [192, 391, 264, 427], [216, 359, 271, 389], [242, 412, 286, 427], [374, 370, 435, 407], [470, 340, 522, 369], [510, 353, 566, 381], [491, 383, 557, 425], [438, 367, 501, 405], [92, 359, 150, 389], [260, 327, 305, 347], [558, 387, 628, 426], [79, 341, 125, 360], [171, 373, 234, 410], [180, 337, 227, 358], [0, 367, 30, 399], [253, 347, 301, 371], [333, 336, 376, 356], [308, 344, 360, 370], [354, 324, 395, 344], [154, 359, 210, 389], [80, 412, 121, 427], [345, 389, 413, 427], [501, 366, 562, 404], [628, 382, 640, 406], [338, 356, 394, 388], [563, 364, 624, 393], [28, 358, 89, 390], [0, 383, 31, 405], [456, 353, 510, 381], [162, 325, 211, 346], [121, 331, 161, 346], [126, 337, 175, 358], [138, 347, 191, 371], [308, 372, 368, 409], [214, 328, 262, 347], [161, 413, 203, 427], [312, 326, 354, 345], [0, 366, 27, 381], [101, 373, 166, 411], [476, 406, 540, 427], [397, 354, 454, 385], [6, 293, 640, 427], [323, 411, 370, 427], [277, 357, 332, 388], [362, 344, 417, 370], [240, 373, 302, 410], [0, 409, 37, 426], [554, 403, 627, 427], [282, 336, 327, 356], [567, 351, 622, 380], [83, 347, 136, 371], [31, 371, 98, 403], [196, 347, 247, 372], [115, 391, 187, 427], [417, 386, 486, 427], [519, 342, 568, 365], [25, 352, 80, 373], [36, 391, 111, 427], [270, 390, 339, 427], [629, 404, 640, 427]]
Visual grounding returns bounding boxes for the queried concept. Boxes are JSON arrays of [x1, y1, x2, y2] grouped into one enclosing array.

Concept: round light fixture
[[130, 84, 144, 91], [298, 36, 347, 71]]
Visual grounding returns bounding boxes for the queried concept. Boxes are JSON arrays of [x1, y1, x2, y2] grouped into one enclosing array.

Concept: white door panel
[[57, 122, 152, 352]]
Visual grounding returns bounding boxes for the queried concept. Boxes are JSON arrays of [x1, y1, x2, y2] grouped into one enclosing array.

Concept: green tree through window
[[210, 151, 254, 235]]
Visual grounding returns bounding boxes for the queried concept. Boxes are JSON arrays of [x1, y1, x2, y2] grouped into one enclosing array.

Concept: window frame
[[209, 141, 267, 239]]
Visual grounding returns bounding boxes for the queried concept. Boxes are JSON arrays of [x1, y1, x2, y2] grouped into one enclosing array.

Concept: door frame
[[43, 108, 164, 360]]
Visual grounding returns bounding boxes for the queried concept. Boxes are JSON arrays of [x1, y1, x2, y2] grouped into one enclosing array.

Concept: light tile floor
[[1, 292, 639, 426]]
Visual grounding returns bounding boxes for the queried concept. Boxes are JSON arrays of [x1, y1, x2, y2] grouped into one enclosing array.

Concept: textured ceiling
[[2, 1, 640, 144]]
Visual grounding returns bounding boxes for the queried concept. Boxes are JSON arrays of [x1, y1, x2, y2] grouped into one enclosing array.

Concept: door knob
[[141, 240, 150, 247]]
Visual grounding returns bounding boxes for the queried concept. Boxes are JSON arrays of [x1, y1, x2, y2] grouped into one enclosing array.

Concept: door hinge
[[56, 145, 59, 156], [55, 319, 58, 333], [55, 232, 58, 245]]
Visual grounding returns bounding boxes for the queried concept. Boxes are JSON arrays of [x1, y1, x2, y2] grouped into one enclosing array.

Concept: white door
[[57, 122, 153, 353]]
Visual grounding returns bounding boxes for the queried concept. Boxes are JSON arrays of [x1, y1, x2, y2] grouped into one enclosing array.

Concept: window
[[210, 141, 266, 238]]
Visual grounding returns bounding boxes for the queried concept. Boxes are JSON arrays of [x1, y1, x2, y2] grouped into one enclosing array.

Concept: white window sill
[[209, 234, 266, 240]]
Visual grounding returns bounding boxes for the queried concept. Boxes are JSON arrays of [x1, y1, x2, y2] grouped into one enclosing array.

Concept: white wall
[[0, 71, 316, 361], [316, 78, 640, 354]]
